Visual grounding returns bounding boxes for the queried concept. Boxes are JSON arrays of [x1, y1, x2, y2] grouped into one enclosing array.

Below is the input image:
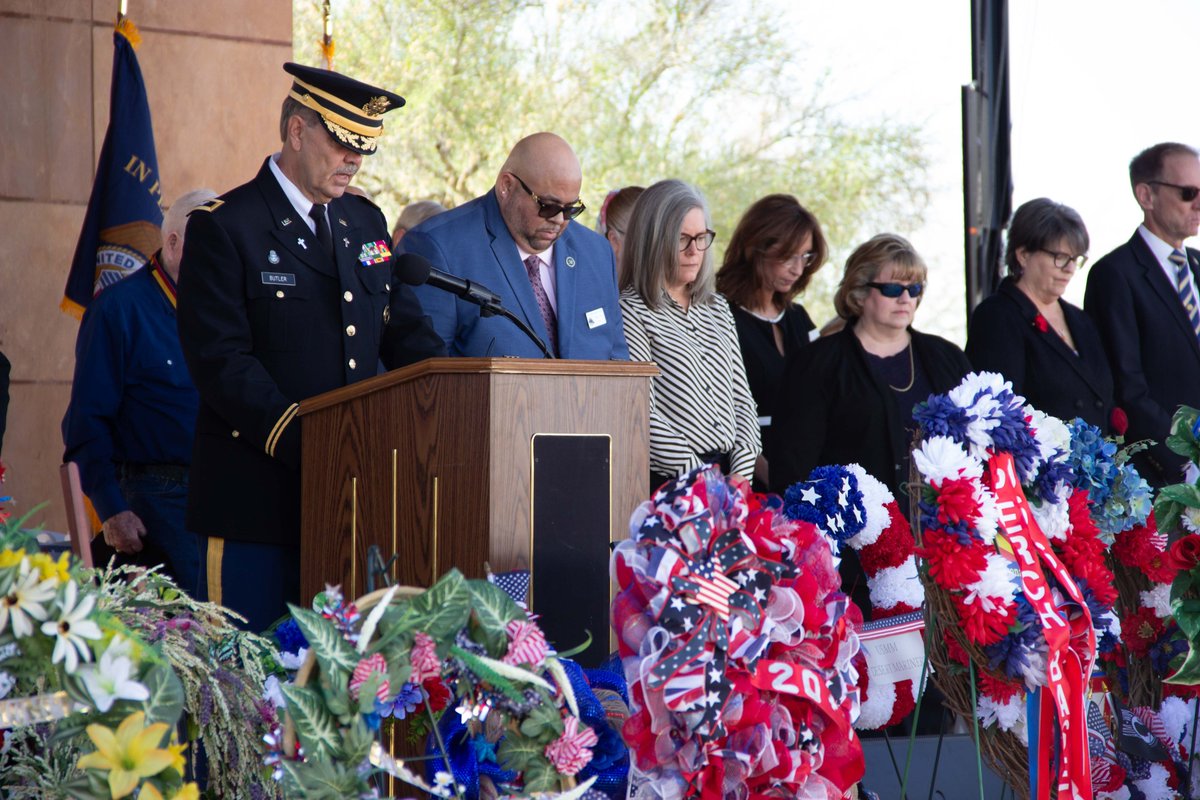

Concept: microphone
[[393, 252, 555, 359], [394, 253, 501, 309]]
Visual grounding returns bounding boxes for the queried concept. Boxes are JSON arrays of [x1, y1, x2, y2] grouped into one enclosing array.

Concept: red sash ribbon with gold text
[[989, 452, 1095, 800]]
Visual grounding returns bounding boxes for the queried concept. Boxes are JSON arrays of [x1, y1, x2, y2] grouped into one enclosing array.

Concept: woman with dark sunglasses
[[769, 233, 970, 517], [966, 198, 1118, 433], [715, 194, 828, 490], [619, 179, 761, 492]]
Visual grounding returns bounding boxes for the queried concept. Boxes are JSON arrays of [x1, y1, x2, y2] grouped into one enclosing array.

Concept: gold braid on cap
[[321, 118, 380, 153]]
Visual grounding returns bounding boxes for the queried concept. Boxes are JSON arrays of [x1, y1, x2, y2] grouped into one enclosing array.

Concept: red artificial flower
[[943, 631, 969, 665], [917, 529, 989, 590], [1114, 518, 1177, 583], [410, 631, 441, 684], [978, 672, 1024, 704], [1169, 534, 1200, 572], [858, 503, 915, 574], [422, 677, 450, 712], [1122, 607, 1166, 658], [544, 715, 599, 776], [935, 478, 982, 528], [1073, 558, 1118, 608], [503, 619, 550, 667], [1033, 314, 1049, 333], [348, 653, 390, 702], [1066, 489, 1101, 541], [952, 594, 1015, 646], [1164, 682, 1200, 700], [1110, 407, 1129, 436]]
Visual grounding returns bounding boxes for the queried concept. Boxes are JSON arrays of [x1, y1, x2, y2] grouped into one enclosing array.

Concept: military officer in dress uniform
[[177, 63, 445, 630]]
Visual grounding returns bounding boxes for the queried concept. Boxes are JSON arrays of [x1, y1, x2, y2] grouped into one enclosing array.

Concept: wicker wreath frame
[[908, 449, 1031, 800]]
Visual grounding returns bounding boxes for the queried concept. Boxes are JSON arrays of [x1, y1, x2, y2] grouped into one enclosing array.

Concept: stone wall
[[0, 0, 291, 531]]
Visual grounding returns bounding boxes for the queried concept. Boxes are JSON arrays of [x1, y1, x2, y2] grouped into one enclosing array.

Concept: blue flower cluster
[[1065, 419, 1151, 541], [273, 618, 309, 655], [782, 465, 865, 546], [913, 395, 971, 441], [985, 595, 1044, 681]]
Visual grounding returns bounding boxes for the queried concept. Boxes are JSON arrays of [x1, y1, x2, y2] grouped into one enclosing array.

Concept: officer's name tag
[[261, 272, 296, 286], [585, 308, 607, 329]]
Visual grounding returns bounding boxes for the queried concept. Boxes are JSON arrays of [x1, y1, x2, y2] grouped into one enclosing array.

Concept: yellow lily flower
[[29, 551, 71, 582], [0, 548, 25, 569], [167, 741, 187, 774], [139, 783, 200, 800], [76, 711, 174, 799]]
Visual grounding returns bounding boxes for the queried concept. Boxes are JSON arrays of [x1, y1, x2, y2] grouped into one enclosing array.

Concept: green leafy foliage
[[283, 683, 343, 760], [294, 0, 930, 325], [291, 605, 360, 678], [140, 662, 186, 726], [467, 578, 523, 656]]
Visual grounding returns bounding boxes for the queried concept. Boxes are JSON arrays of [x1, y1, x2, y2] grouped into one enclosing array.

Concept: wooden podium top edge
[[297, 357, 660, 416]]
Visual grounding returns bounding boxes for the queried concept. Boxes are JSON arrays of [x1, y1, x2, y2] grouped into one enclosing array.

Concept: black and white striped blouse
[[619, 287, 761, 480]]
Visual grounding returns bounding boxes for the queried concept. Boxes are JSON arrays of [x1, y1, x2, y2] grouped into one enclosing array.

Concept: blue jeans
[[118, 473, 204, 598]]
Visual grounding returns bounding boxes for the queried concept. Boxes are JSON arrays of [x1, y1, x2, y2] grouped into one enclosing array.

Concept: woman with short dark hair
[[966, 198, 1117, 432], [619, 179, 760, 491], [716, 195, 827, 488]]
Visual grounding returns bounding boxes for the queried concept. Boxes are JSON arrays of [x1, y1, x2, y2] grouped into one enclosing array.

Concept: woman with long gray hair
[[618, 179, 760, 491]]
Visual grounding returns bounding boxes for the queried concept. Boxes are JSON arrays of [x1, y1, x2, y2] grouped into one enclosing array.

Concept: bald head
[[495, 132, 584, 254], [500, 132, 582, 186]]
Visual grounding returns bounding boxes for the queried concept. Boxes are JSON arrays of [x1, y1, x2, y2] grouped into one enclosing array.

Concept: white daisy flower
[[79, 645, 148, 712], [0, 569, 56, 637], [1181, 506, 1200, 534], [40, 581, 101, 673]]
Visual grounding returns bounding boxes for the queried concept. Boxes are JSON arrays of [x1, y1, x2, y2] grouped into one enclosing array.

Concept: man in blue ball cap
[[177, 63, 444, 629]]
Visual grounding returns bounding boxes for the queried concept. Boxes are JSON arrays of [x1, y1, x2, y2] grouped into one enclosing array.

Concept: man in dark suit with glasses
[[1085, 141, 1200, 485], [400, 132, 629, 360]]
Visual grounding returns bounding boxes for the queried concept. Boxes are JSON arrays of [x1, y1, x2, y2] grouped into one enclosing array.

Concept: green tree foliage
[[295, 0, 930, 322]]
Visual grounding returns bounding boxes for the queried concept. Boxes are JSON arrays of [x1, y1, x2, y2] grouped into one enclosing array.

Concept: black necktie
[[309, 203, 334, 256]]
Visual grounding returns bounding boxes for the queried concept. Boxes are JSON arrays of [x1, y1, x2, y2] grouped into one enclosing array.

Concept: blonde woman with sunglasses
[[769, 234, 970, 517]]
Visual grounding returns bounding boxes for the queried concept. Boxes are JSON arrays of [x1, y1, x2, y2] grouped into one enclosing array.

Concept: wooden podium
[[296, 358, 656, 663]]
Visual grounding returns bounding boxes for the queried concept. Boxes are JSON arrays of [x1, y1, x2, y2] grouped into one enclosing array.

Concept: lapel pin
[[565, 256, 576, 268], [297, 238, 307, 250], [281, 217, 292, 227], [339, 218, 348, 227], [268, 250, 280, 264], [343, 237, 350, 248]]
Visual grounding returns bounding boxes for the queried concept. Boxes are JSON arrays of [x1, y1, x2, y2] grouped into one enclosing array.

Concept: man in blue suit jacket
[[1085, 142, 1200, 485], [401, 132, 629, 360]]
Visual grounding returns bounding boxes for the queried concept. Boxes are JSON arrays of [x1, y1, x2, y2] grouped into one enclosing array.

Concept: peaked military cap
[[283, 62, 405, 155]]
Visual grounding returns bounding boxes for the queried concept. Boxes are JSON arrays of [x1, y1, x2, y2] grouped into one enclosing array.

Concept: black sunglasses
[[867, 281, 923, 298], [1149, 180, 1200, 203], [509, 173, 586, 220]]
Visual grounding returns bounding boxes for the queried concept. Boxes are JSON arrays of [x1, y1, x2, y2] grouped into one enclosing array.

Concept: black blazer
[[966, 277, 1115, 432], [768, 326, 972, 497], [728, 302, 816, 427], [177, 159, 445, 546], [1084, 230, 1200, 484]]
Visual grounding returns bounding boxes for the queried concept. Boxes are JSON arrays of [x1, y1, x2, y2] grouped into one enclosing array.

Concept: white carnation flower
[[866, 561, 923, 612], [973, 484, 1002, 545], [977, 693, 1025, 732], [1134, 763, 1173, 800], [1141, 583, 1173, 619], [1030, 495, 1070, 542], [845, 464, 893, 549], [913, 436, 980, 484], [963, 552, 1019, 610], [1025, 406, 1071, 464]]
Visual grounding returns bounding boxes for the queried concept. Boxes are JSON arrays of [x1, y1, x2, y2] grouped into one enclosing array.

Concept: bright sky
[[792, 0, 1200, 344]]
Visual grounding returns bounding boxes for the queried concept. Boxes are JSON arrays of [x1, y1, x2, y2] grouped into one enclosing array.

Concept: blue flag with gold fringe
[[62, 19, 163, 318]]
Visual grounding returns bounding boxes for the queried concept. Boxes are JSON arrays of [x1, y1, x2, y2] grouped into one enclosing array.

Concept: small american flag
[[488, 568, 531, 608], [686, 559, 738, 621]]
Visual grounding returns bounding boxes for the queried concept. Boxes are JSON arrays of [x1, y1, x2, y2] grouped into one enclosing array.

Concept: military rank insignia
[[358, 240, 392, 267]]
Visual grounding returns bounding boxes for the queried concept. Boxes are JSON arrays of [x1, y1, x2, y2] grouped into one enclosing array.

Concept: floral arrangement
[[275, 570, 609, 799], [0, 521, 197, 799], [911, 373, 1115, 796], [611, 466, 863, 799], [781, 464, 923, 730]]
